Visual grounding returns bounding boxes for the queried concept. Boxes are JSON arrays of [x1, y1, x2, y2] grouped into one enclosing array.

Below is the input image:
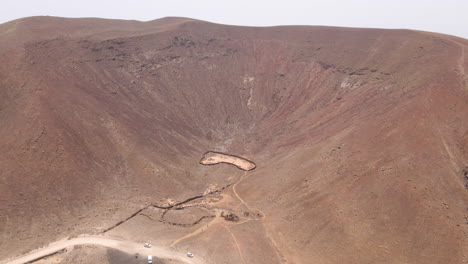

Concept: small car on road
[[187, 252, 194, 258], [144, 243, 152, 248]]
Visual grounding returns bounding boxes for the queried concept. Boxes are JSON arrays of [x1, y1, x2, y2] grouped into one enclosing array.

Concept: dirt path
[[171, 156, 288, 263], [1, 236, 199, 264], [231, 172, 287, 264], [444, 37, 468, 90], [233, 172, 251, 209], [3, 151, 282, 264], [224, 226, 246, 264], [458, 44, 467, 89], [169, 211, 223, 247], [168, 172, 256, 248]]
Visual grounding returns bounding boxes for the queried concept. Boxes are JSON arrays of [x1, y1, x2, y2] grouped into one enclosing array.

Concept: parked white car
[[144, 243, 152, 248], [148, 255, 153, 263], [187, 252, 194, 258]]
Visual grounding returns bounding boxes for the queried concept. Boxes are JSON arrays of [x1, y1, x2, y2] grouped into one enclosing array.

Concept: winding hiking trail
[[171, 152, 288, 263], [3, 152, 284, 264], [169, 211, 223, 247], [445, 37, 468, 90], [458, 44, 467, 89], [231, 172, 287, 264], [232, 172, 252, 210], [224, 225, 246, 264], [1, 236, 199, 264]]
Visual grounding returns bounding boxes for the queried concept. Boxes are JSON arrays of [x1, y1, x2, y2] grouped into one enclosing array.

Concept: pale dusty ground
[[1, 236, 199, 264], [200, 152, 256, 171]]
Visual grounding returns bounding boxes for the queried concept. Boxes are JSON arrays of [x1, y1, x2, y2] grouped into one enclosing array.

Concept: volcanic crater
[[0, 16, 467, 264]]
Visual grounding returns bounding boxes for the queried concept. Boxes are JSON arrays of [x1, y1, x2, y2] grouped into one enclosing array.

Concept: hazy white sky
[[1, 0, 467, 39]]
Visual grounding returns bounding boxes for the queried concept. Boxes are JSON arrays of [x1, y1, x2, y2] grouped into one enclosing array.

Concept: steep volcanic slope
[[0, 17, 467, 263]]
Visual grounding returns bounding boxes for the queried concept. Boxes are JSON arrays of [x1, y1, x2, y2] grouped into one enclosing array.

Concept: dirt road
[[1, 236, 199, 264]]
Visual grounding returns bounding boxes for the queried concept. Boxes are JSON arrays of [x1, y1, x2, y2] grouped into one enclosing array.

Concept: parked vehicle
[[144, 243, 152, 248], [148, 255, 153, 263], [187, 252, 194, 258]]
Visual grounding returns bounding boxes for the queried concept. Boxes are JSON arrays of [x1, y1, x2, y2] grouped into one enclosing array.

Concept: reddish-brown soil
[[0, 16, 467, 264]]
